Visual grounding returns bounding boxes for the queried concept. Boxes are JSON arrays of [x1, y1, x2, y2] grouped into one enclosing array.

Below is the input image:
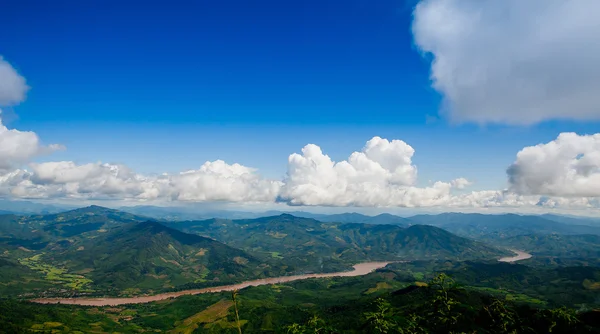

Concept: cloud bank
[[412, 0, 600, 125], [0, 131, 598, 213]]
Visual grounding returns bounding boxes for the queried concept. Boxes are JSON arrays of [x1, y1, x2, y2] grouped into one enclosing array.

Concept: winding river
[[498, 250, 533, 263], [31, 250, 534, 306], [30, 262, 390, 306]]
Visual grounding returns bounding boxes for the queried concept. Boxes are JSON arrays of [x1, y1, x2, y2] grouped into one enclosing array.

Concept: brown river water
[[31, 262, 390, 306], [498, 250, 533, 263], [31, 251, 534, 306]]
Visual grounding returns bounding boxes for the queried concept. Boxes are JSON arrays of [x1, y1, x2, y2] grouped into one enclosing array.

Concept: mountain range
[[0, 206, 514, 297], [163, 214, 509, 273]]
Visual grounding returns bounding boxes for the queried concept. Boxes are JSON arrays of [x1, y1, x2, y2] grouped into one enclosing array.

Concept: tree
[[232, 289, 242, 334], [364, 298, 397, 333], [287, 315, 337, 334], [427, 273, 461, 333]]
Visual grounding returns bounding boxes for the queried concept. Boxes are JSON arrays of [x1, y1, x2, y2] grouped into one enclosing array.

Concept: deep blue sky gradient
[[2, 0, 598, 190]]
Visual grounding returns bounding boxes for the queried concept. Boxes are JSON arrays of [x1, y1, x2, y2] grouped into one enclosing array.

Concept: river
[[30, 262, 390, 306], [498, 250, 532, 262]]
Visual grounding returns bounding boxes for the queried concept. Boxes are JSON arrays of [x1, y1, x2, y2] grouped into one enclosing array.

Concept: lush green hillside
[[0, 208, 292, 296], [166, 214, 509, 273], [0, 205, 150, 252], [0, 258, 54, 297], [1, 267, 599, 333], [41, 221, 286, 295], [498, 233, 600, 258], [384, 260, 600, 309], [28, 205, 150, 238]]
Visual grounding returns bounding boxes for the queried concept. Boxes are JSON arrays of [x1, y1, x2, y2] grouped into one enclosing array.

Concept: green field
[[18, 254, 93, 291]]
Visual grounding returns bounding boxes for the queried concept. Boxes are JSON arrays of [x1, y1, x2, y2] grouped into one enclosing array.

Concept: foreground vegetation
[[2, 263, 600, 333]]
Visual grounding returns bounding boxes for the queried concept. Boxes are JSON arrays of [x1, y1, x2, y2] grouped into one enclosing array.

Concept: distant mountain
[[118, 205, 415, 225], [165, 214, 509, 273], [45, 221, 281, 294], [408, 213, 600, 239], [498, 234, 600, 259], [0, 199, 76, 215], [263, 211, 411, 226], [541, 214, 600, 227], [0, 206, 154, 262], [32, 205, 150, 236]]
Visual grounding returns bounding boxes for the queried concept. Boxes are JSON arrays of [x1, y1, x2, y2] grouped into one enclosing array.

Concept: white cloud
[[412, 0, 600, 125], [0, 56, 63, 171], [0, 133, 599, 213], [168, 160, 282, 202], [0, 119, 64, 171], [278, 136, 468, 207], [507, 132, 600, 197], [5, 160, 281, 203], [0, 57, 29, 106], [8, 162, 163, 200], [451, 177, 471, 189]]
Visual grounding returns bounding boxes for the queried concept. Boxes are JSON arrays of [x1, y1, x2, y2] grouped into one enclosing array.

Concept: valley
[[31, 262, 390, 306], [1, 206, 599, 333]]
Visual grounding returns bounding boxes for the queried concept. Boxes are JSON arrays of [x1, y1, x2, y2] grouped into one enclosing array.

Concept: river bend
[[31, 262, 390, 306]]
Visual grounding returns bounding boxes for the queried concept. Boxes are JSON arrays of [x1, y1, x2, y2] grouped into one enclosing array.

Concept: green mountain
[[409, 213, 600, 239], [267, 211, 411, 226], [30, 205, 150, 238], [0, 207, 508, 296], [44, 220, 281, 294], [166, 214, 509, 273], [498, 233, 600, 258], [0, 205, 149, 244]]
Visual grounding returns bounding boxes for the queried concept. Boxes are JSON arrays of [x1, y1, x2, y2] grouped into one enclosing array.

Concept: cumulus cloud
[[0, 57, 29, 107], [168, 160, 282, 202], [278, 136, 469, 207], [0, 119, 64, 171], [412, 0, 600, 125], [4, 160, 281, 203], [507, 132, 600, 197], [0, 133, 599, 213]]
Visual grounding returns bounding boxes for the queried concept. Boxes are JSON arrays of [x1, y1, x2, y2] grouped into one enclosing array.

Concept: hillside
[[2, 264, 600, 333], [498, 234, 600, 259], [45, 221, 281, 294], [29, 205, 150, 238], [166, 214, 509, 273], [0, 206, 149, 248]]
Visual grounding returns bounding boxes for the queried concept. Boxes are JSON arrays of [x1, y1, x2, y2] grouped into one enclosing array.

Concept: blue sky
[[1, 0, 599, 213]]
